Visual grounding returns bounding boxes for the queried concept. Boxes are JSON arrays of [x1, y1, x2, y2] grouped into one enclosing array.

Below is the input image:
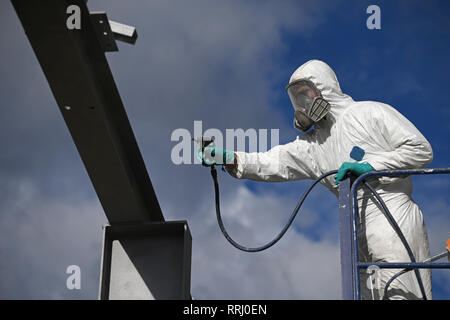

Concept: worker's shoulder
[[342, 100, 398, 119]]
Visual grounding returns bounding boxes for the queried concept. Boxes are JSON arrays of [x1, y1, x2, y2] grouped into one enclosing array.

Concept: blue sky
[[0, 0, 449, 299]]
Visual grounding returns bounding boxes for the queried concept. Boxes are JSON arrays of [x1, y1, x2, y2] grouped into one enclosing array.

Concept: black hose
[[362, 181, 427, 300], [383, 268, 411, 300], [210, 165, 337, 252]]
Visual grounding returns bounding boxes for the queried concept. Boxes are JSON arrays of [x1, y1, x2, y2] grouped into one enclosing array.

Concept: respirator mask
[[286, 79, 330, 132]]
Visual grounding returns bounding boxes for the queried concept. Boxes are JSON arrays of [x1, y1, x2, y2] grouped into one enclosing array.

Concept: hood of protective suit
[[288, 60, 354, 127]]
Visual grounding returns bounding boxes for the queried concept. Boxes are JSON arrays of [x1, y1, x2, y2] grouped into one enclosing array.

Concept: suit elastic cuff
[[225, 151, 246, 179]]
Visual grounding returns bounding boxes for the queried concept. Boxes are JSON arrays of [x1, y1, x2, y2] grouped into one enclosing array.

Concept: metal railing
[[339, 168, 450, 300]]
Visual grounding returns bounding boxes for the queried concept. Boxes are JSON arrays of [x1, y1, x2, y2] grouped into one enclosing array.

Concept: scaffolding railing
[[339, 168, 450, 300]]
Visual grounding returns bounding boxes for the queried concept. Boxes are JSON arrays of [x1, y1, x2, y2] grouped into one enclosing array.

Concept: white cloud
[[0, 176, 106, 299]]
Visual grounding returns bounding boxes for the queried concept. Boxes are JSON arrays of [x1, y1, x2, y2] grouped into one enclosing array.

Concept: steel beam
[[99, 221, 192, 300], [11, 0, 164, 223]]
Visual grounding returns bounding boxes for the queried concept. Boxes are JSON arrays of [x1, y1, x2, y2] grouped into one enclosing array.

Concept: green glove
[[334, 162, 374, 185], [196, 146, 235, 167]]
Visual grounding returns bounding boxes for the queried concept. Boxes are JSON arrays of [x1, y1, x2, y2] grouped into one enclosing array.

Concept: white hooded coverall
[[227, 60, 433, 300]]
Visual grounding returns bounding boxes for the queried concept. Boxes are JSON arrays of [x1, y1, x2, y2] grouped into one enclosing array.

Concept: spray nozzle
[[192, 136, 215, 149]]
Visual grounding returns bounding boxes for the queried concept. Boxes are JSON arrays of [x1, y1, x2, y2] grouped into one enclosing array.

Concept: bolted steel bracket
[[90, 12, 138, 52]]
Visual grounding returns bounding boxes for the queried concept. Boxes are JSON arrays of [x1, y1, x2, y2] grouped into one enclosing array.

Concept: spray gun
[[192, 136, 215, 150], [192, 137, 215, 166]]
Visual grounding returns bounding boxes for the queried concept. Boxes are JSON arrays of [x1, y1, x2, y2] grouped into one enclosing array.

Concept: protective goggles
[[286, 79, 330, 123]]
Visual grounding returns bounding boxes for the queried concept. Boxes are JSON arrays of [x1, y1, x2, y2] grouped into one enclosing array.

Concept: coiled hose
[[210, 165, 427, 299]]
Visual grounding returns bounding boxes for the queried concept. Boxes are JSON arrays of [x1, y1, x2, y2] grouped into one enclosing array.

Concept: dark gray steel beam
[[99, 221, 192, 300], [11, 0, 164, 223], [109, 20, 138, 45], [89, 12, 119, 52]]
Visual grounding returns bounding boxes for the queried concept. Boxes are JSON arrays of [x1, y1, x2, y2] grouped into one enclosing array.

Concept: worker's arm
[[342, 102, 433, 182], [370, 105, 432, 171], [224, 138, 317, 182]]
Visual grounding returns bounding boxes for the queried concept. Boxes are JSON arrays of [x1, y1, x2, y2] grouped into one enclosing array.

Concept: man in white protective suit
[[198, 59, 433, 300]]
